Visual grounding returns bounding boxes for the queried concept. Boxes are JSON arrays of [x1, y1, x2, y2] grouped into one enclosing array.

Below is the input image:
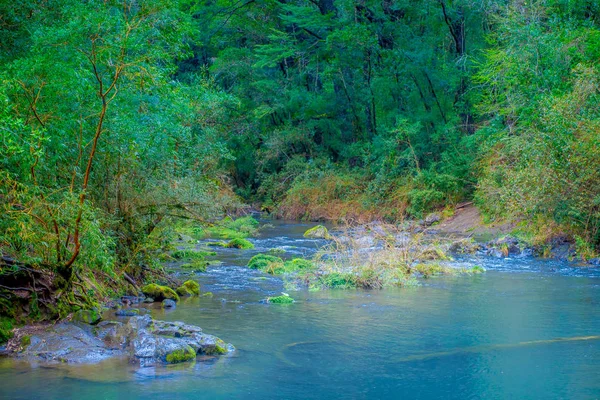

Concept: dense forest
[[1, 0, 599, 325]]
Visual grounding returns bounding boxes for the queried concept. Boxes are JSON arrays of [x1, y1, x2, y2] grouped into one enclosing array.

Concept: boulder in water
[[5, 314, 234, 367], [303, 225, 331, 239]]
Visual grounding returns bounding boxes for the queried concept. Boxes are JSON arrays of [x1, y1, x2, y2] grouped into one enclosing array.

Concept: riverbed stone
[[6, 314, 233, 367], [162, 299, 177, 309], [115, 308, 140, 317], [72, 309, 102, 325]]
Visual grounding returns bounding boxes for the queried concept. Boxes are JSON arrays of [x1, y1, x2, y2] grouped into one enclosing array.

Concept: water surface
[[1, 221, 599, 399]]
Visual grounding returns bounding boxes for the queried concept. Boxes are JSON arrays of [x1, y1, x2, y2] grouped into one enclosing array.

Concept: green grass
[[226, 238, 254, 249], [247, 254, 315, 275]]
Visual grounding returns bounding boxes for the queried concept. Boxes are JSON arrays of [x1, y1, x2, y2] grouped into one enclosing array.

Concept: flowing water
[[1, 220, 600, 399]]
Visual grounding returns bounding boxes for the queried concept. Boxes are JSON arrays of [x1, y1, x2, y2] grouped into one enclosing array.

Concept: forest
[[1, 0, 599, 331]]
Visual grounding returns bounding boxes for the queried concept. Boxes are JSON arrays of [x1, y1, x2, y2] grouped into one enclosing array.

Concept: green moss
[[20, 334, 31, 348], [165, 345, 196, 363], [226, 238, 254, 249], [180, 259, 209, 272], [204, 338, 229, 355], [141, 284, 180, 302], [72, 308, 102, 325], [201, 292, 214, 298], [284, 258, 314, 271], [247, 254, 314, 275], [267, 294, 295, 304], [303, 225, 332, 239], [248, 254, 283, 270], [176, 280, 200, 296], [0, 318, 14, 344]]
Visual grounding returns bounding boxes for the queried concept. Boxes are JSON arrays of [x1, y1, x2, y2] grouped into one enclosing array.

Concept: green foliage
[[247, 254, 315, 275], [0, 318, 14, 344], [318, 273, 357, 289], [171, 250, 212, 260], [226, 238, 255, 249], [248, 254, 283, 270]]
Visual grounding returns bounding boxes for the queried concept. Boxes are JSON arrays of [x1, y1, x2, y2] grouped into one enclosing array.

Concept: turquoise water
[[1, 221, 599, 399]]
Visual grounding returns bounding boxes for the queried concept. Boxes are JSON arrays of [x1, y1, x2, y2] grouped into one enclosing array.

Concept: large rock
[[303, 225, 332, 239], [6, 314, 234, 367]]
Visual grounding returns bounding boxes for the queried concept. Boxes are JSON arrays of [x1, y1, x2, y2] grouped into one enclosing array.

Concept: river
[[1, 220, 599, 399]]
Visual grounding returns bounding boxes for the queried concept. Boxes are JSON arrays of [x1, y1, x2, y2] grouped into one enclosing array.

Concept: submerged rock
[[72, 309, 102, 325], [115, 308, 140, 317], [162, 299, 176, 309], [5, 314, 234, 367]]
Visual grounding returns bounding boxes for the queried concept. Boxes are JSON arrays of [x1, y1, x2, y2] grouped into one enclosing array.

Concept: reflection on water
[[1, 220, 599, 399]]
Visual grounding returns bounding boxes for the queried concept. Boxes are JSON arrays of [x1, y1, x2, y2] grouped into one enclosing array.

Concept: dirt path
[[433, 203, 513, 241]]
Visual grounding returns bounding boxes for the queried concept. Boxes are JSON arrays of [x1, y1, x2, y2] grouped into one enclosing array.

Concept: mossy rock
[[207, 241, 228, 247], [141, 284, 180, 302], [176, 280, 200, 296], [248, 254, 283, 270], [72, 308, 102, 325], [165, 345, 196, 364], [180, 259, 209, 272], [267, 294, 295, 304], [303, 225, 332, 239], [226, 238, 254, 249]]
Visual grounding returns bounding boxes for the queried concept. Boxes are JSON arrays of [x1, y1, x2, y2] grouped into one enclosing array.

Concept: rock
[[162, 299, 176, 309], [589, 258, 600, 266], [6, 314, 233, 367], [449, 239, 482, 254], [121, 296, 145, 305], [115, 308, 140, 317], [355, 236, 375, 248], [143, 297, 155, 303], [72, 309, 102, 325], [424, 213, 441, 226], [303, 225, 332, 239], [15, 323, 122, 363], [176, 280, 200, 297], [141, 283, 180, 302]]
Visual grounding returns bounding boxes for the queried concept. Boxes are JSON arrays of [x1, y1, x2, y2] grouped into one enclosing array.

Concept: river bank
[[1, 212, 598, 371]]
